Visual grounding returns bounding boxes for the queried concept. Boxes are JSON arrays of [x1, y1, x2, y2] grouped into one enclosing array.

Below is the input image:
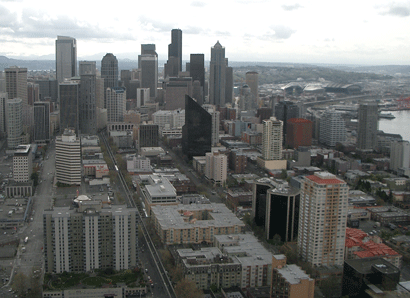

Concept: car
[[145, 268, 148, 273]]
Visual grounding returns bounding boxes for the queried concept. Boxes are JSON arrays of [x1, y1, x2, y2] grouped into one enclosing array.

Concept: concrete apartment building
[[298, 172, 349, 267], [13, 144, 32, 182], [6, 98, 23, 149], [151, 203, 245, 245], [56, 128, 81, 185], [43, 197, 138, 273], [205, 151, 227, 186]]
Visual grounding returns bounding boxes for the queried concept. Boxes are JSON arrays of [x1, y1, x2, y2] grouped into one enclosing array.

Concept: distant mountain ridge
[[1, 55, 409, 76]]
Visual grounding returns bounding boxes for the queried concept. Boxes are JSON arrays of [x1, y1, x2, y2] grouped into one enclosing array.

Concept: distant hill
[[0, 56, 55, 71]]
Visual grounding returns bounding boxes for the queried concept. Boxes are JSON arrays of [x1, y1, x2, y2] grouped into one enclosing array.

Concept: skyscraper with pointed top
[[209, 41, 226, 107]]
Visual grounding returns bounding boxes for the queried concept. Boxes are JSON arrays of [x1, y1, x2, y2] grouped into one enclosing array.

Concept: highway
[[99, 130, 176, 298]]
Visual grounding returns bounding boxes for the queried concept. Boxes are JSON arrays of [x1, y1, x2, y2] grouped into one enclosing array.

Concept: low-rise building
[[151, 203, 245, 245]]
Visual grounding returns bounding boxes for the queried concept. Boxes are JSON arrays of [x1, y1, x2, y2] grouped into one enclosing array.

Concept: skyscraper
[[139, 46, 158, 99], [209, 41, 226, 107], [319, 110, 346, 147], [138, 124, 159, 150], [390, 140, 410, 173], [101, 53, 119, 107], [168, 29, 182, 73], [55, 128, 81, 185], [59, 81, 79, 134], [79, 61, 97, 135], [246, 71, 258, 107], [182, 95, 212, 159], [55, 36, 77, 83], [205, 151, 227, 186], [5, 66, 28, 104], [0, 92, 7, 137], [33, 101, 50, 143], [298, 172, 348, 267], [225, 64, 233, 104], [274, 101, 300, 139], [357, 102, 378, 150], [106, 87, 126, 123], [190, 54, 205, 104], [6, 98, 23, 149], [286, 118, 313, 149], [262, 116, 283, 161]]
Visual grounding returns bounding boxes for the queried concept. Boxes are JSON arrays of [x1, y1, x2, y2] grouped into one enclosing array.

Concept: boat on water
[[379, 113, 396, 119]]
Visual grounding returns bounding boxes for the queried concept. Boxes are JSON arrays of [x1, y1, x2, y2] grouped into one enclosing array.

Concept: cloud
[[264, 25, 296, 40], [281, 3, 303, 11], [138, 16, 174, 33], [380, 3, 410, 17], [183, 26, 204, 35], [191, 1, 206, 7]]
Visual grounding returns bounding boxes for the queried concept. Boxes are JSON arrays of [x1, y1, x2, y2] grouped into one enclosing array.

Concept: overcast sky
[[1, 0, 410, 65]]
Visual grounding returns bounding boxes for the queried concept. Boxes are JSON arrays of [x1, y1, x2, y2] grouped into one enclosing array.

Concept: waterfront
[[379, 110, 410, 142]]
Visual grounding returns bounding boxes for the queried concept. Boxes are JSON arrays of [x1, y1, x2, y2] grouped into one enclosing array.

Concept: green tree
[[175, 279, 203, 298], [31, 172, 39, 186]]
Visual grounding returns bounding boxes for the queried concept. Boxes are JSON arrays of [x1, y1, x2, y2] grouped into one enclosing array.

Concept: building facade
[[7, 98, 23, 149], [33, 101, 50, 143], [319, 110, 346, 147], [209, 41, 226, 107], [56, 129, 81, 185], [390, 140, 410, 173], [101, 53, 119, 107], [13, 144, 32, 182], [106, 87, 126, 123], [43, 200, 138, 273], [262, 117, 283, 160], [55, 36, 77, 83], [286, 118, 313, 149], [357, 103, 378, 150], [139, 48, 158, 98], [298, 172, 349, 267], [205, 151, 227, 185], [59, 81, 79, 134]]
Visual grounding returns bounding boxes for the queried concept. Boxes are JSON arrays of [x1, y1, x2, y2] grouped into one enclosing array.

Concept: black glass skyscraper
[[274, 101, 300, 138], [169, 29, 182, 71], [101, 53, 118, 108], [182, 95, 212, 159], [190, 54, 205, 104]]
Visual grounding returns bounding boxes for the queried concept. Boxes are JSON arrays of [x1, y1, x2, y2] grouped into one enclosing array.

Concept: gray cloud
[[183, 26, 205, 34], [282, 3, 303, 11], [191, 1, 206, 7], [380, 3, 410, 17], [138, 16, 174, 33], [264, 25, 296, 40]]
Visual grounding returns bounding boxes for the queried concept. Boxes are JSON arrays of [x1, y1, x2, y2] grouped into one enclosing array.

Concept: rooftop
[[276, 264, 314, 285]]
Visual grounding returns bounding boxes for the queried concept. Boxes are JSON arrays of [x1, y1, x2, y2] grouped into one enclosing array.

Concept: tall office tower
[[55, 128, 81, 185], [246, 71, 258, 107], [239, 84, 252, 110], [190, 54, 205, 104], [0, 92, 7, 137], [209, 41, 226, 107], [27, 82, 39, 105], [139, 46, 158, 98], [43, 200, 138, 273], [106, 87, 126, 123], [13, 144, 32, 182], [136, 88, 150, 108], [33, 101, 50, 143], [357, 102, 378, 150], [253, 179, 300, 242], [96, 77, 104, 109], [5, 66, 28, 104], [225, 64, 233, 104], [390, 140, 410, 173], [79, 61, 96, 76], [164, 77, 193, 110], [203, 104, 220, 146], [256, 107, 273, 123], [79, 61, 97, 135], [298, 172, 348, 267], [205, 151, 227, 185], [6, 98, 23, 149], [101, 53, 119, 108], [55, 36, 77, 83], [319, 110, 346, 147], [182, 95, 212, 159], [167, 29, 182, 75], [262, 116, 283, 160], [274, 101, 300, 139], [59, 81, 79, 134], [36, 79, 58, 102], [286, 118, 313, 149], [138, 124, 159, 150]]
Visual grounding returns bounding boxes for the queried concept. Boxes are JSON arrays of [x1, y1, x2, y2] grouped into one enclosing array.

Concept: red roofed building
[[345, 227, 402, 268], [286, 118, 313, 149]]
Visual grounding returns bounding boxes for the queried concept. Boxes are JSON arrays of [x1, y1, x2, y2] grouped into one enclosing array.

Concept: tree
[[12, 272, 29, 297], [174, 278, 203, 298], [280, 169, 288, 180], [31, 172, 39, 186]]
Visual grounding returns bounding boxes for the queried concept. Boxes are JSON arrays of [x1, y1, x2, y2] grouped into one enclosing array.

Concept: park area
[[43, 268, 145, 290]]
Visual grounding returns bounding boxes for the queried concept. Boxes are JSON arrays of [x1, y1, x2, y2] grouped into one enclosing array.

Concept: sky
[[1, 0, 410, 65]]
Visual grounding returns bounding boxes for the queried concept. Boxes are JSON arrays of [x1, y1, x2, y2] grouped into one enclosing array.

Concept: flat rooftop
[[276, 264, 314, 285]]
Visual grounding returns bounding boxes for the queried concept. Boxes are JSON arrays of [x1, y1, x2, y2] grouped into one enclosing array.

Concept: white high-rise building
[[262, 116, 283, 160], [55, 128, 81, 185], [43, 200, 138, 273], [136, 88, 150, 108], [390, 140, 410, 173], [106, 87, 126, 123], [319, 110, 346, 147], [13, 144, 32, 182], [56, 36, 77, 83], [298, 172, 349, 267], [205, 151, 227, 185], [7, 98, 23, 149]]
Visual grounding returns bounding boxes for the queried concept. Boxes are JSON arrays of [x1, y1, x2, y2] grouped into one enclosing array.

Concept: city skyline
[[1, 0, 410, 65]]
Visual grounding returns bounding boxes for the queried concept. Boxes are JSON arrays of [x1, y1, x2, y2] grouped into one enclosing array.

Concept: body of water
[[378, 110, 410, 142]]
